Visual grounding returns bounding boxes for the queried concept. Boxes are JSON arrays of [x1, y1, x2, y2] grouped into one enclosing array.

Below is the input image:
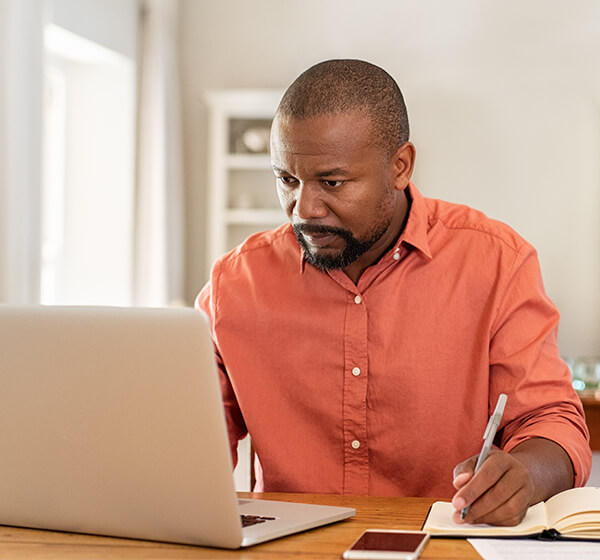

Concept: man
[[196, 59, 591, 526]]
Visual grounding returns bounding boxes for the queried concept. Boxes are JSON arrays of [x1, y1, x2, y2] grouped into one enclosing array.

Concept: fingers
[[451, 450, 534, 526], [452, 472, 471, 490], [452, 455, 477, 489]]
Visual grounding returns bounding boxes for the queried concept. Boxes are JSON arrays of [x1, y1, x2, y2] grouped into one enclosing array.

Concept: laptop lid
[[0, 305, 354, 548]]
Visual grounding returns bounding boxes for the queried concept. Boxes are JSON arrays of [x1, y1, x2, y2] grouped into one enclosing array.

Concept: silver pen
[[461, 393, 508, 520]]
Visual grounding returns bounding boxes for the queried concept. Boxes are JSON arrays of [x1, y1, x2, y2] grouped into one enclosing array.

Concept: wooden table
[[581, 394, 600, 450], [0, 493, 481, 559]]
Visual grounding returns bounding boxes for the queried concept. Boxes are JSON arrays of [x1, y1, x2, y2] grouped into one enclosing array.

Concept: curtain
[[0, 0, 43, 303], [134, 0, 185, 307]]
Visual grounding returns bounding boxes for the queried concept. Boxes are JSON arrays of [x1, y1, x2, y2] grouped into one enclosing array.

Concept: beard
[[293, 220, 391, 272]]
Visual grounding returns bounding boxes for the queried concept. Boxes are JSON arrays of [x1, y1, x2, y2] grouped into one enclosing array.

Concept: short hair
[[276, 59, 409, 157]]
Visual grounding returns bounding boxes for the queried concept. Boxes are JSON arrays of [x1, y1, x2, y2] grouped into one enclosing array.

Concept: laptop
[[0, 305, 355, 548]]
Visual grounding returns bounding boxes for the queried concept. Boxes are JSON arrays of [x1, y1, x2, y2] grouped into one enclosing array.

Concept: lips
[[302, 232, 339, 247]]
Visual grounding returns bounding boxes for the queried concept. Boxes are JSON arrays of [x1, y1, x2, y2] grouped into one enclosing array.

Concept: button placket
[[342, 289, 369, 494]]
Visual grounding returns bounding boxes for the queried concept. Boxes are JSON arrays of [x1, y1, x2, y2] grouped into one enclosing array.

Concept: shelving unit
[[204, 90, 285, 490], [205, 89, 286, 269]]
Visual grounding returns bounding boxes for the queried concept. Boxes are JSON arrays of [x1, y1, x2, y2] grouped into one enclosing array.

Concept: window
[[41, 24, 136, 305]]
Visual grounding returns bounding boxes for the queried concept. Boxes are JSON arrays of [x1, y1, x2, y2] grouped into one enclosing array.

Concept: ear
[[391, 142, 416, 191]]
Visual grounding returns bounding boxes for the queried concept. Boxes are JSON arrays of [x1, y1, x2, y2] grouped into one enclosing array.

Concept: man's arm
[[195, 279, 248, 467], [451, 437, 574, 525], [452, 242, 590, 526]]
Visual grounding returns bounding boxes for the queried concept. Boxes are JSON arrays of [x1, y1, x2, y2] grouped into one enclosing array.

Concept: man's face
[[270, 111, 409, 276]]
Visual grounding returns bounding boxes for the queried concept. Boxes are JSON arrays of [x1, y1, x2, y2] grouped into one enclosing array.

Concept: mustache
[[292, 223, 352, 239]]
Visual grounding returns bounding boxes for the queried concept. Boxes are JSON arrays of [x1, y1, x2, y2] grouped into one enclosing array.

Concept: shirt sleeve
[[195, 273, 248, 468], [489, 244, 591, 487]]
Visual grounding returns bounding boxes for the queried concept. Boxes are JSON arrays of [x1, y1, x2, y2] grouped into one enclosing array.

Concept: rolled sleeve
[[490, 245, 591, 486]]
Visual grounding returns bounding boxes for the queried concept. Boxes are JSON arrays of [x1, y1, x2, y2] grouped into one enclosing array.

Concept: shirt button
[[351, 440, 361, 450], [354, 295, 362, 304], [352, 367, 361, 376], [393, 251, 400, 261]]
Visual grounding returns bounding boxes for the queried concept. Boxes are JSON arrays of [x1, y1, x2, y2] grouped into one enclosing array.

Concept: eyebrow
[[315, 168, 350, 178], [271, 166, 350, 177]]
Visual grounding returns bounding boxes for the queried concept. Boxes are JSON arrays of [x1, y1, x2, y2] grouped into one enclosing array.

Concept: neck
[[343, 190, 410, 284]]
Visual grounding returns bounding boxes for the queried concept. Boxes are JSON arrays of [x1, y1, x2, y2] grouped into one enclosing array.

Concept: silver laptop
[[0, 305, 355, 548]]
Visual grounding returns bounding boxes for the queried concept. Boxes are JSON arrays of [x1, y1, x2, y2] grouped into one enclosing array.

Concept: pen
[[460, 393, 508, 520]]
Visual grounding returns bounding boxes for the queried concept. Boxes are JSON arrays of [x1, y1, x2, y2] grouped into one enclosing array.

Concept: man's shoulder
[[214, 223, 298, 270], [424, 196, 529, 253]]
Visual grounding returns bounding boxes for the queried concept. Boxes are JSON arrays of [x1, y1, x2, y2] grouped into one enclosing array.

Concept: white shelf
[[205, 89, 285, 267]]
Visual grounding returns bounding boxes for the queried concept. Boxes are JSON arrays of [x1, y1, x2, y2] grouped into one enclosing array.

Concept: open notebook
[[423, 487, 600, 541], [0, 305, 355, 548]]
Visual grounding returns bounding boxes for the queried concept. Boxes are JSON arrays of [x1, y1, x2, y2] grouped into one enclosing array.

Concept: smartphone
[[342, 529, 430, 560]]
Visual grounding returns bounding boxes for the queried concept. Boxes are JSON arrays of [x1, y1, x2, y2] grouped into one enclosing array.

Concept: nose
[[292, 182, 328, 220]]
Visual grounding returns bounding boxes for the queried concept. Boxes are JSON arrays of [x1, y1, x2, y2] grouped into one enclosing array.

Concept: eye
[[321, 179, 345, 188], [277, 176, 298, 187]]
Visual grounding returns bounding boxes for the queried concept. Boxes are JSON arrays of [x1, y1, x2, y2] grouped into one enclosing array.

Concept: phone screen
[[343, 530, 429, 559]]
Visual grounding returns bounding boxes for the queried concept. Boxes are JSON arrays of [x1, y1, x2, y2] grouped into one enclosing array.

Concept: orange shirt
[[196, 182, 590, 498]]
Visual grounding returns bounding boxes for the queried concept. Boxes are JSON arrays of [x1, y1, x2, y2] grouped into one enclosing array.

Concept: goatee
[[293, 222, 389, 271]]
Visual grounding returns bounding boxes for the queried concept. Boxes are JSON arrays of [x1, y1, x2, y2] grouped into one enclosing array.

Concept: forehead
[[270, 111, 376, 162]]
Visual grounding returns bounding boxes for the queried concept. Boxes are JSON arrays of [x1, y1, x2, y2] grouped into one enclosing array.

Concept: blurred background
[[1, 0, 598, 356], [1, 0, 599, 481]]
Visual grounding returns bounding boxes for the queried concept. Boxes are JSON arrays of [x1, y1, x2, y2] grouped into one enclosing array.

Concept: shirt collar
[[396, 181, 433, 260], [295, 180, 433, 274]]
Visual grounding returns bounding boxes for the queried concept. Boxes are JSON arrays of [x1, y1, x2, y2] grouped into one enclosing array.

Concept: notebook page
[[544, 487, 600, 530], [424, 501, 547, 536]]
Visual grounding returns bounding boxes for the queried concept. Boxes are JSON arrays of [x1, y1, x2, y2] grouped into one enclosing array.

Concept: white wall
[[179, 0, 600, 358]]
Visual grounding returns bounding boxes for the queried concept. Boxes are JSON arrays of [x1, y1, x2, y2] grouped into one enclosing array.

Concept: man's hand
[[451, 438, 574, 526], [451, 449, 534, 525]]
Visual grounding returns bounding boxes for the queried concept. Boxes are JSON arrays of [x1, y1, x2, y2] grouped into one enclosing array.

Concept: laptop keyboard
[[241, 514, 276, 528]]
